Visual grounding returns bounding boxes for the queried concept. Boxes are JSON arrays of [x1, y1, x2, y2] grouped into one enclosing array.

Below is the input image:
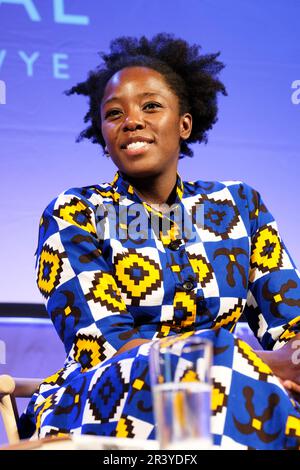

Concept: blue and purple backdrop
[[0, 0, 299, 445], [0, 0, 299, 303]]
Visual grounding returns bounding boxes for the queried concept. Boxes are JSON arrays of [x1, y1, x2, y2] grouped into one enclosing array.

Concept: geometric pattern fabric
[[20, 171, 300, 449]]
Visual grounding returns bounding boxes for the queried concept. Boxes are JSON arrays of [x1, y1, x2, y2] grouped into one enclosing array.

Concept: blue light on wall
[[0, 0, 90, 24], [0, 0, 299, 302]]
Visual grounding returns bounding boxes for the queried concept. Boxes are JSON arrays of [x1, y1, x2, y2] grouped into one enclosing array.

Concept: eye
[[143, 102, 162, 111], [104, 109, 122, 119]]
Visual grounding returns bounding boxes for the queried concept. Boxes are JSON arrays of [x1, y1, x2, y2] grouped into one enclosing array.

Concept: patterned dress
[[20, 171, 300, 449]]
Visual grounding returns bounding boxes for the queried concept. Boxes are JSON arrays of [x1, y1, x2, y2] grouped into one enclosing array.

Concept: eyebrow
[[102, 92, 163, 106]]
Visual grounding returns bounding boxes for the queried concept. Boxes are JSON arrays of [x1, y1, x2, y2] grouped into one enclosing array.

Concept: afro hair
[[65, 33, 227, 158]]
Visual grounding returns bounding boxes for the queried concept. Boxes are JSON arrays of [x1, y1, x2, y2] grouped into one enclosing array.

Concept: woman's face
[[100, 66, 192, 178]]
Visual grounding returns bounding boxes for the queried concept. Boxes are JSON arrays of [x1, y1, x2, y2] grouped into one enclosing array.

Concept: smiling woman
[[19, 33, 300, 449], [100, 66, 192, 199]]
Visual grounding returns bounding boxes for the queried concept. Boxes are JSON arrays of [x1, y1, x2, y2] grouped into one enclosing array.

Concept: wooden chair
[[0, 375, 41, 444]]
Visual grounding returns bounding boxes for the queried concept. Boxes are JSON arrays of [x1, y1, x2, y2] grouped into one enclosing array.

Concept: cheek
[[101, 122, 116, 146], [157, 114, 181, 137]]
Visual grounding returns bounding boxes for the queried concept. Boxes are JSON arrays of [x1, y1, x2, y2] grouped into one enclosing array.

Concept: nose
[[122, 108, 145, 132]]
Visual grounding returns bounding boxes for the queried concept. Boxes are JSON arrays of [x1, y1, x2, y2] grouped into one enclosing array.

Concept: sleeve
[[35, 189, 143, 370], [241, 184, 300, 350]]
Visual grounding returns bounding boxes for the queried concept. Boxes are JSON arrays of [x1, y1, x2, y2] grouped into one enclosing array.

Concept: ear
[[179, 113, 193, 140]]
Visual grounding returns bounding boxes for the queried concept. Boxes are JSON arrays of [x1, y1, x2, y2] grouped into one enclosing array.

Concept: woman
[[20, 33, 300, 449]]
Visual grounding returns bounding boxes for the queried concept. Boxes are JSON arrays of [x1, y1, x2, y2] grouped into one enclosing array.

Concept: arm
[[113, 338, 151, 357], [240, 184, 300, 395], [35, 188, 145, 368], [255, 333, 300, 397]]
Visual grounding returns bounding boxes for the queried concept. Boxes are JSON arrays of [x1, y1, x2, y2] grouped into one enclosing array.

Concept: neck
[[124, 171, 178, 205]]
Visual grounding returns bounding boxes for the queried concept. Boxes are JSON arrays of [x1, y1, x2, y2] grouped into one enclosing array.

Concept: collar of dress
[[111, 170, 184, 217]]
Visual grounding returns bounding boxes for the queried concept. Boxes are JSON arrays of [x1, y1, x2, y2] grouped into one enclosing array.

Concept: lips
[[120, 136, 154, 149], [121, 141, 154, 156]]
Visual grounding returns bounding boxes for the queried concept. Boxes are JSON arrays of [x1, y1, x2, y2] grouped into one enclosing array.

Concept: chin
[[123, 166, 162, 180], [119, 160, 163, 179]]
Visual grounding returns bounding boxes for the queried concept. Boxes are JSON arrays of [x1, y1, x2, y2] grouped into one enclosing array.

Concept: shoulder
[[38, 182, 118, 241], [183, 179, 273, 234], [183, 178, 257, 202], [35, 183, 113, 259], [42, 181, 116, 217]]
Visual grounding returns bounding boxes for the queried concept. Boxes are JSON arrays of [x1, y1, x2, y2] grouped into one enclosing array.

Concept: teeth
[[126, 141, 149, 150]]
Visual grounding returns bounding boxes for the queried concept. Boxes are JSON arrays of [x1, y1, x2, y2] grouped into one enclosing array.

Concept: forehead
[[102, 66, 175, 103]]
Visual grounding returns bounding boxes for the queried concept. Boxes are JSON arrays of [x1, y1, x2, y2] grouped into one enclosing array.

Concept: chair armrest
[[0, 375, 15, 397], [0, 375, 42, 398], [0, 375, 42, 444], [0, 375, 18, 444], [14, 378, 42, 397]]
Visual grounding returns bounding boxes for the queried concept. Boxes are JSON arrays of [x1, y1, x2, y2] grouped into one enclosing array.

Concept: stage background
[[0, 0, 299, 304], [0, 0, 299, 447]]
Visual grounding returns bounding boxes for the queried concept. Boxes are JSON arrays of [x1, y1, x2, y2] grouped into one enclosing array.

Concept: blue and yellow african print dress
[[20, 171, 300, 449]]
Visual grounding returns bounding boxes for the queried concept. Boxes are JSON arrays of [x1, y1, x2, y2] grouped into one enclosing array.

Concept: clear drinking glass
[[149, 335, 213, 450]]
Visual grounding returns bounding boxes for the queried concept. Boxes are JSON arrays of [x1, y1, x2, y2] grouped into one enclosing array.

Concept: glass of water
[[149, 335, 213, 450]]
